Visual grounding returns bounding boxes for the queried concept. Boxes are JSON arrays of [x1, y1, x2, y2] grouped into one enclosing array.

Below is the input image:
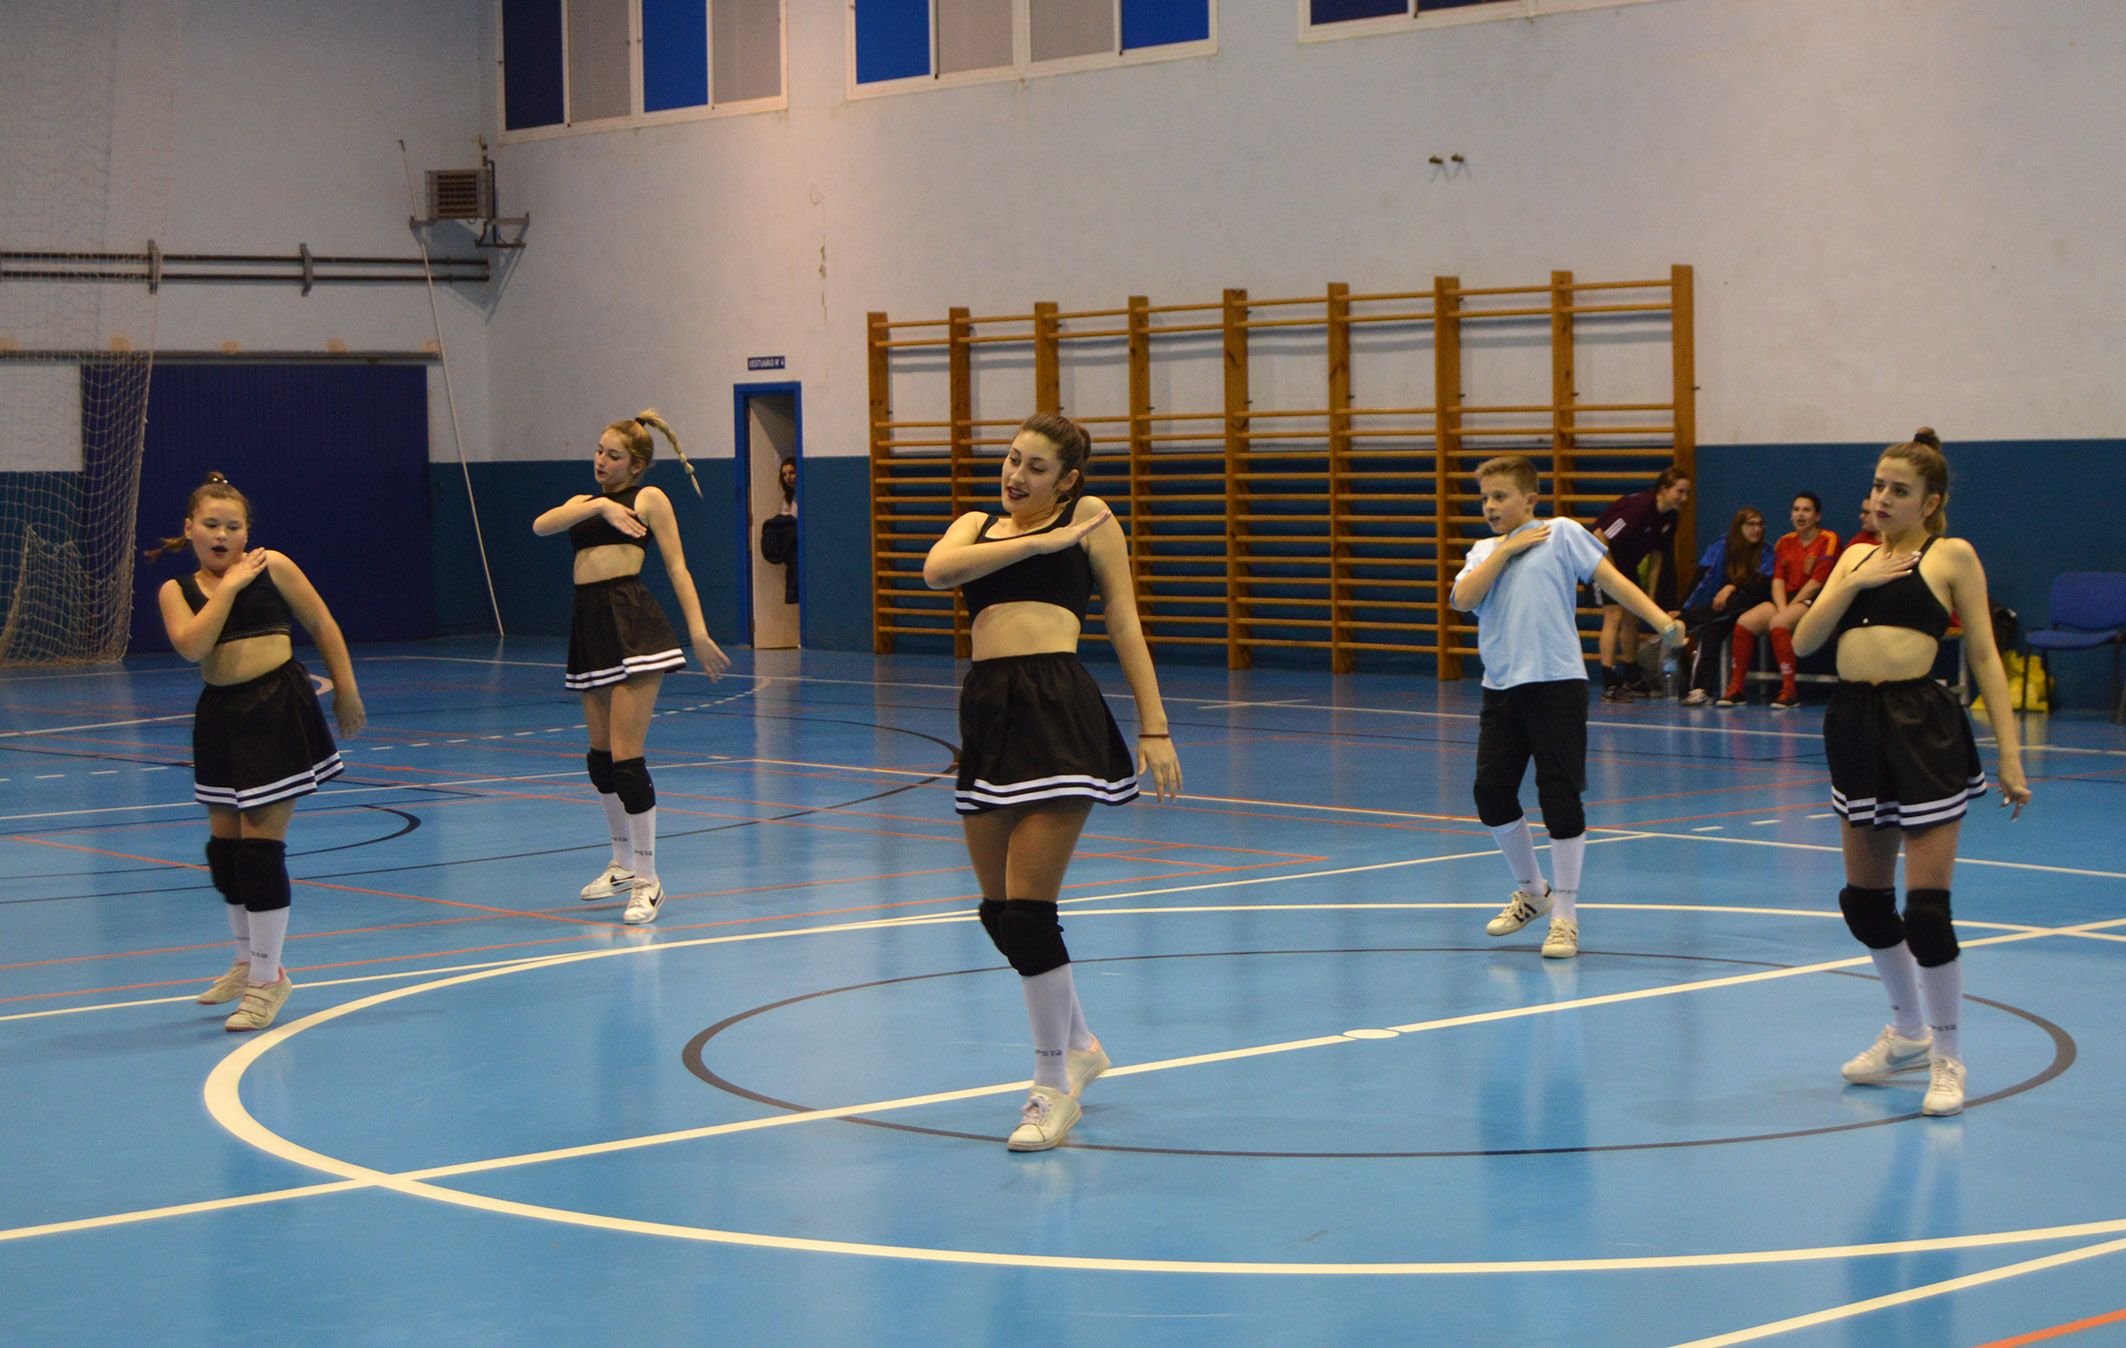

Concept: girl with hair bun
[[924, 411, 1182, 1153], [1793, 427, 2031, 1118], [149, 472, 365, 1031], [534, 410, 731, 925]]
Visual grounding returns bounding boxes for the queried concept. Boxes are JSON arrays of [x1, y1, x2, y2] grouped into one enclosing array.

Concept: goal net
[[0, 1, 179, 664]]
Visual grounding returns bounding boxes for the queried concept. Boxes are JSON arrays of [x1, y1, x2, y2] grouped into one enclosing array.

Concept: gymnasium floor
[[3, 639, 2123, 1347]]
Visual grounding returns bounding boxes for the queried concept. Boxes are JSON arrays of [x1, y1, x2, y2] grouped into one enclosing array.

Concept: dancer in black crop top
[[533, 410, 731, 926], [960, 497, 1096, 620], [1792, 429, 2029, 1119], [923, 411, 1182, 1153], [148, 472, 364, 1033]]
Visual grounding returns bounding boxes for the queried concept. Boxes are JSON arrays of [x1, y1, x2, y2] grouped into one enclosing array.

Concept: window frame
[[496, 0, 788, 144], [1298, 0, 1684, 45], [847, 0, 1219, 102]]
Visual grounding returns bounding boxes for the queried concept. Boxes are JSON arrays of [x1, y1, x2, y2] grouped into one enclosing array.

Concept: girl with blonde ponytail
[[1793, 427, 2029, 1119], [534, 409, 732, 924]]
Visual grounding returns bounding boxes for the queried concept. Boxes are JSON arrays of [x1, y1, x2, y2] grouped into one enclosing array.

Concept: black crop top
[[1833, 534, 1952, 642], [568, 486, 650, 552], [961, 498, 1095, 621], [178, 570, 294, 644]]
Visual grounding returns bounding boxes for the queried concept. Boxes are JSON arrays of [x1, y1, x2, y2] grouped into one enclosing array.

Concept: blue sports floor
[[3, 639, 2124, 1347]]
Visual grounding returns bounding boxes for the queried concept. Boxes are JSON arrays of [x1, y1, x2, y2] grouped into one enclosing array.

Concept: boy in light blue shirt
[[1450, 456, 1682, 958]]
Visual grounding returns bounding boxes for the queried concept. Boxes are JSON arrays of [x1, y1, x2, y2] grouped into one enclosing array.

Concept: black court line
[[683, 948, 2073, 1159]]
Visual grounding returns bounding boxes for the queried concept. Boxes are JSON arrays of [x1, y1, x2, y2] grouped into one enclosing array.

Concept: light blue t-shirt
[[1454, 517, 1608, 690]]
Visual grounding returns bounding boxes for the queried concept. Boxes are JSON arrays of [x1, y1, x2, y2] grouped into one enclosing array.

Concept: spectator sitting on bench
[[1762, 491, 1842, 709], [1680, 507, 1774, 705]]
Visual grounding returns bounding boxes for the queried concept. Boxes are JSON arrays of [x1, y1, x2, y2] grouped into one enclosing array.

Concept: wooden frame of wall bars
[[868, 265, 1695, 675]]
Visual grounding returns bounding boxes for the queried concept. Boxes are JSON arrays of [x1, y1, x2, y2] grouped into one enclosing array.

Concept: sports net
[[0, 1, 179, 664]]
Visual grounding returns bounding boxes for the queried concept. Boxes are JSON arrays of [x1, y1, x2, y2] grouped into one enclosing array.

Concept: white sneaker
[[622, 880, 664, 925], [1922, 1056, 1967, 1116], [1841, 1025, 1934, 1084], [1067, 1041, 1110, 1097], [1486, 887, 1553, 937], [1006, 1085, 1082, 1152], [1540, 917, 1579, 959], [197, 958, 252, 1005], [580, 863, 636, 900]]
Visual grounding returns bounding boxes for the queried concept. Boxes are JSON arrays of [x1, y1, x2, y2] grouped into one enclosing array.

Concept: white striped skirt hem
[[195, 753, 345, 810]]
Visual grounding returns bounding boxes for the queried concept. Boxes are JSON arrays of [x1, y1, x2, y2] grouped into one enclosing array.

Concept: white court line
[[0, 713, 191, 739], [0, 951, 612, 1024], [1667, 1234, 2126, 1347], [1601, 825, 2126, 882], [8, 897, 2120, 1260]]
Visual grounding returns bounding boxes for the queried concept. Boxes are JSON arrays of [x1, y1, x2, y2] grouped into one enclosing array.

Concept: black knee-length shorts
[[1824, 677, 1986, 830]]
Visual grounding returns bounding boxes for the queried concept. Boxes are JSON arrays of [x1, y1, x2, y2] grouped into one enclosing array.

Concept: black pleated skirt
[[955, 653, 1139, 815], [193, 660, 343, 810], [566, 575, 685, 690]]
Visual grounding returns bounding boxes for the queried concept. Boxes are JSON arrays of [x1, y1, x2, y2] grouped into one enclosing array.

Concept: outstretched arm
[[1942, 540, 2029, 815], [1592, 557, 1683, 645], [269, 552, 365, 737], [638, 487, 730, 680], [1083, 503, 1180, 803]]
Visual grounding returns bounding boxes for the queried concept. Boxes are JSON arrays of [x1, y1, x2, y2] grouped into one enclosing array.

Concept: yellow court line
[[0, 952, 612, 1024], [1667, 1233, 2126, 1348], [0, 1181, 366, 1244]]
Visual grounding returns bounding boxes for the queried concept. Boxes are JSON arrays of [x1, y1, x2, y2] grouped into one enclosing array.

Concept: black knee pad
[[977, 898, 1005, 950], [1534, 788, 1585, 840], [206, 836, 243, 905], [1838, 885, 1903, 949], [1472, 782, 1523, 829], [586, 749, 616, 795], [233, 838, 291, 914], [610, 757, 655, 814], [1903, 888, 1958, 967], [996, 899, 1070, 977]]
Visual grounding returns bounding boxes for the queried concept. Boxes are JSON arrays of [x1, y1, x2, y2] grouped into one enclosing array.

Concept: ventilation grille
[[426, 168, 492, 221]]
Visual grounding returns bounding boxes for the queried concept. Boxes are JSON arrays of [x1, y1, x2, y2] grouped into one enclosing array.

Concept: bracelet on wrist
[[1138, 732, 1170, 739]]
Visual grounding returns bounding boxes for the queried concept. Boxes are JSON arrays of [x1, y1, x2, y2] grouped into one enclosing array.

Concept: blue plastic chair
[[2022, 572, 2126, 721]]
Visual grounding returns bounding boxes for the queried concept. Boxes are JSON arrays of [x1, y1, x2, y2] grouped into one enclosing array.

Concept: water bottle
[[1662, 648, 1681, 701]]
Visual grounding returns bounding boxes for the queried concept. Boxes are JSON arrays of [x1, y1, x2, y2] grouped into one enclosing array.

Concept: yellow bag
[[1975, 650, 2049, 714]]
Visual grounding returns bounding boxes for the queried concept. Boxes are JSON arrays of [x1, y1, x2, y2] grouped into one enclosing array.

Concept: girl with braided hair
[[534, 410, 731, 924], [148, 472, 364, 1031]]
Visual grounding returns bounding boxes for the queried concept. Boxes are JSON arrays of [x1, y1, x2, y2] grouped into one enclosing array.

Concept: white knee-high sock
[[1868, 943, 1926, 1038], [1488, 820, 1548, 895], [1020, 964, 1076, 1089], [599, 793, 633, 871], [226, 904, 250, 961], [1067, 981, 1095, 1054], [246, 908, 289, 984], [625, 807, 658, 886], [1917, 959, 1962, 1061], [1548, 834, 1586, 921]]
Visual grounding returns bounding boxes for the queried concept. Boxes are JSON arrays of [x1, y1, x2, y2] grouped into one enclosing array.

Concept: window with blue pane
[[854, 0, 1212, 86], [502, 1, 784, 137]]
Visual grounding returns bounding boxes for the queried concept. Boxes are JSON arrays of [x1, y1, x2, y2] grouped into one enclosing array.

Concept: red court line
[[1970, 1307, 2126, 1347]]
